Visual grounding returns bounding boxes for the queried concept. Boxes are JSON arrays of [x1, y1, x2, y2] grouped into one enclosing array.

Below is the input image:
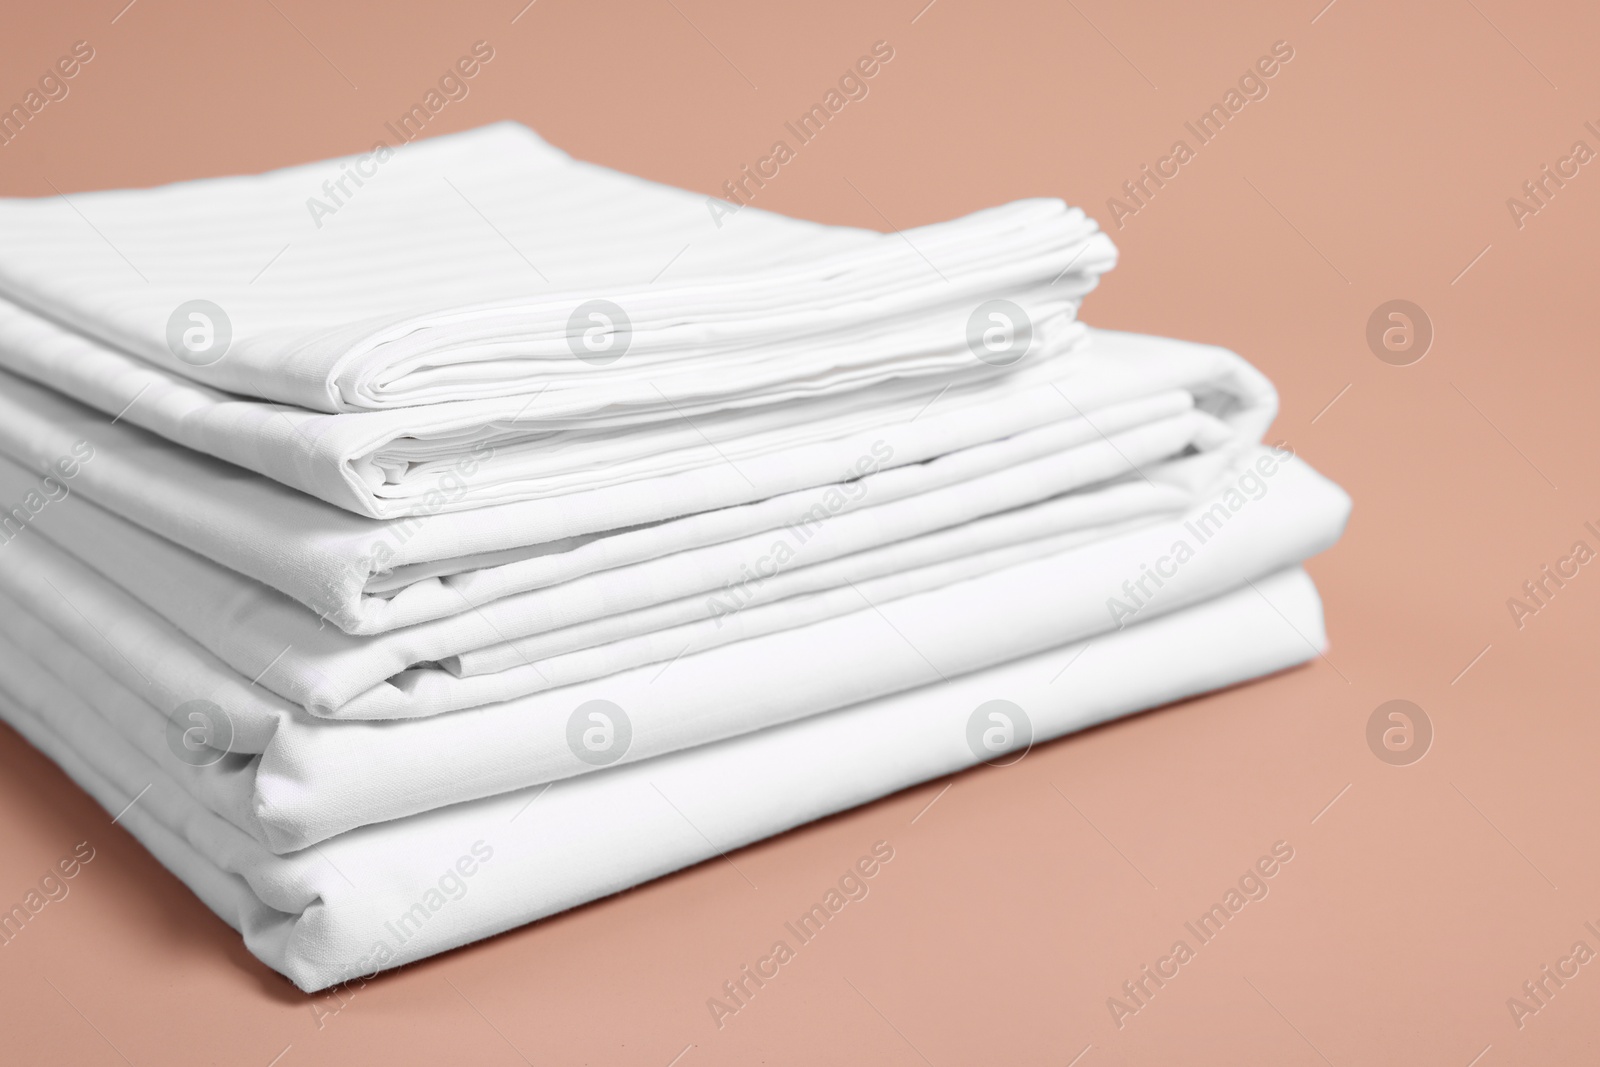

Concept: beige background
[[2, 0, 1598, 1062]]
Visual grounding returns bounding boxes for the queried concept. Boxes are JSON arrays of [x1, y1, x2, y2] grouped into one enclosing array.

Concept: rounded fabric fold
[[0, 567, 1326, 992]]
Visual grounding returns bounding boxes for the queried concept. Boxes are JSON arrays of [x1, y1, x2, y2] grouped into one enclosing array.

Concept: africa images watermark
[[1105, 839, 1297, 1029], [0, 841, 97, 949], [1366, 699, 1432, 767], [0, 440, 97, 549], [306, 40, 497, 229], [705, 840, 896, 1030], [0, 40, 96, 149], [1105, 442, 1296, 630], [702, 439, 895, 627], [566, 699, 631, 767], [1504, 920, 1600, 1031], [1504, 519, 1600, 631], [312, 840, 496, 1028], [965, 699, 1034, 767], [1505, 119, 1600, 231], [706, 40, 896, 228], [1105, 39, 1296, 229]]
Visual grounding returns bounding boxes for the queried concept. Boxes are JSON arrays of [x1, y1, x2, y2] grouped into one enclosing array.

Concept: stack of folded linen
[[0, 122, 1348, 991]]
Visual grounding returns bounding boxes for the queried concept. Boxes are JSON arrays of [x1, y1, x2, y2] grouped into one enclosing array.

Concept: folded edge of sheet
[[0, 566, 1326, 991]]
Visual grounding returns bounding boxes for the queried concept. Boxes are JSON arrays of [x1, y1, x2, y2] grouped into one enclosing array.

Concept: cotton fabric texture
[[0, 123, 1113, 517], [0, 121, 1350, 993], [0, 568, 1326, 992], [0, 445, 1349, 852]]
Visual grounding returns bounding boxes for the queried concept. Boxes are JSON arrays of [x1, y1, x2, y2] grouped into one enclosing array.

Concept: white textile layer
[[0, 447, 1349, 854], [0, 123, 1116, 515], [1, 446, 1340, 721], [0, 567, 1326, 992], [0, 328, 1276, 631]]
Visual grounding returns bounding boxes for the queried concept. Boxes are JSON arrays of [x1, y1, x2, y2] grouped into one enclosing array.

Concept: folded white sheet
[[0, 124, 1113, 416], [0, 438, 1186, 716], [0, 445, 1349, 856], [3, 443, 1343, 721], [0, 566, 1326, 991], [0, 294, 1117, 519], [0, 328, 1276, 631]]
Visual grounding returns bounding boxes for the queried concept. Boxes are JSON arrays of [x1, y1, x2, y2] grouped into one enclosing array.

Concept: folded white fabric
[[0, 123, 1114, 517], [0, 439, 1183, 716], [0, 296, 1105, 520], [1, 444, 1343, 722], [0, 123, 1112, 413], [0, 444, 1349, 854], [0, 120, 1352, 996], [0, 328, 1276, 633], [0, 566, 1326, 992]]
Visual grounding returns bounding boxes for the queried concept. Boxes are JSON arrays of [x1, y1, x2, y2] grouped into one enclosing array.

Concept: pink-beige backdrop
[[1, 1, 1597, 1063]]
